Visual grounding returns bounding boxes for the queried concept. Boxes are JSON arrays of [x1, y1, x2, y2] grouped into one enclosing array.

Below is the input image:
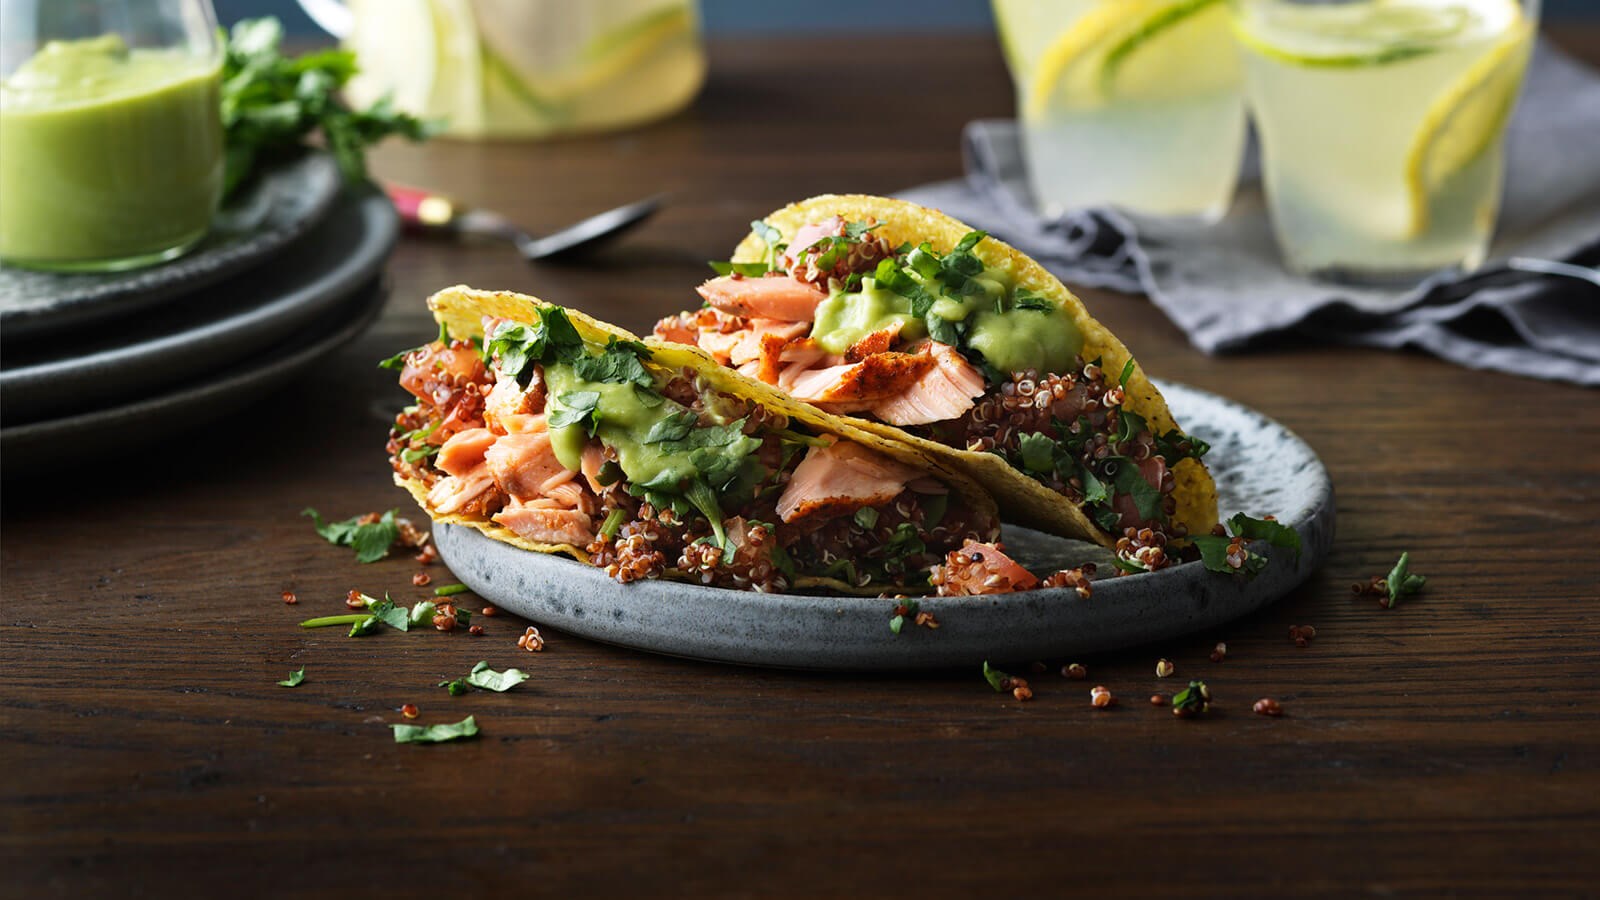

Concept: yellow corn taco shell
[[396, 285, 1001, 595], [728, 194, 1218, 547]]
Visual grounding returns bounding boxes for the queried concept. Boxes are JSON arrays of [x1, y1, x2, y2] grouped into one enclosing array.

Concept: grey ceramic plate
[[0, 152, 341, 343], [0, 278, 387, 470], [433, 381, 1336, 670], [0, 186, 398, 426]]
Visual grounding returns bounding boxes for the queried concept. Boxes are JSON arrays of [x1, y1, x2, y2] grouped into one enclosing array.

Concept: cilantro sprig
[[1382, 552, 1426, 608], [221, 18, 438, 197], [302, 508, 400, 564], [1189, 513, 1302, 578]]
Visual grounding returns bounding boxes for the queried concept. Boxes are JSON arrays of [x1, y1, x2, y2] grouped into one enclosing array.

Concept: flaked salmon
[[793, 352, 936, 409], [697, 274, 828, 322], [493, 503, 594, 546], [775, 440, 920, 524], [484, 431, 568, 502], [870, 342, 986, 426]]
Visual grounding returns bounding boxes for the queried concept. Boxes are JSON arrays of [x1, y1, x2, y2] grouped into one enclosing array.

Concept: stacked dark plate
[[0, 152, 399, 467]]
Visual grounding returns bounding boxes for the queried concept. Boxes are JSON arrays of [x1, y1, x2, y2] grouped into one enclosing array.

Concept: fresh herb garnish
[[708, 261, 773, 277], [1382, 552, 1426, 608], [682, 479, 730, 551], [392, 715, 479, 744], [1171, 680, 1211, 717], [548, 390, 602, 433], [220, 18, 437, 197], [643, 409, 699, 444], [438, 678, 469, 696], [486, 307, 586, 383], [853, 507, 880, 530], [1017, 432, 1056, 475], [298, 613, 370, 629], [1110, 461, 1164, 523], [464, 661, 529, 693], [277, 667, 305, 687], [572, 337, 654, 389], [1190, 513, 1301, 577], [408, 601, 438, 627], [1119, 358, 1136, 388], [751, 219, 786, 254], [302, 508, 399, 564], [982, 661, 1009, 693], [1153, 429, 1210, 463], [889, 599, 920, 635], [599, 508, 627, 539], [1012, 288, 1053, 312]]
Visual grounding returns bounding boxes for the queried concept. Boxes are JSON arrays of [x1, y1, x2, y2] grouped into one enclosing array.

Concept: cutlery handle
[[387, 184, 459, 233]]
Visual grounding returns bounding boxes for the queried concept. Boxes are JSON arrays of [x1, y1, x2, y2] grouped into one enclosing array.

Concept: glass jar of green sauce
[[0, 0, 224, 272]]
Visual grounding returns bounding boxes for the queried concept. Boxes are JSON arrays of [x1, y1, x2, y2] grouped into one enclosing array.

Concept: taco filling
[[387, 304, 999, 593], [655, 214, 1210, 572]]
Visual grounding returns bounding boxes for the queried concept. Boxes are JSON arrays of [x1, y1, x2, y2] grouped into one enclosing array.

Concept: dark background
[[221, 0, 1597, 36]]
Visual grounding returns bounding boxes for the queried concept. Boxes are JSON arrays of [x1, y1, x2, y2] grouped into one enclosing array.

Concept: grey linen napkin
[[897, 41, 1600, 386]]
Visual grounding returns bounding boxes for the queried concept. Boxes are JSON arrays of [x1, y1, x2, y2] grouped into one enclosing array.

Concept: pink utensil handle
[[386, 184, 458, 231]]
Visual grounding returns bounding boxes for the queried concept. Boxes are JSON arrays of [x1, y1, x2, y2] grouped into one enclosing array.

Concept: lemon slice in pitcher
[[1018, 0, 1229, 118], [343, 0, 485, 135], [1402, 12, 1531, 236], [1232, 0, 1476, 67]]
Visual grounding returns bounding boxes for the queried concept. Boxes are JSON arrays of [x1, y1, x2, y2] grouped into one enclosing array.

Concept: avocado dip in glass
[[0, 33, 223, 272]]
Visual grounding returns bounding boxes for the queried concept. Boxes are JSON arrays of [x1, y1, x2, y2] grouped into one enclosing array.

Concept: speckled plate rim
[[432, 381, 1336, 670]]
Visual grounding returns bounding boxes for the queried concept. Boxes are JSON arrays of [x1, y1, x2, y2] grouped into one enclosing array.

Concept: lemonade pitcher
[[994, 0, 1247, 220], [1231, 0, 1537, 282], [297, 0, 706, 139]]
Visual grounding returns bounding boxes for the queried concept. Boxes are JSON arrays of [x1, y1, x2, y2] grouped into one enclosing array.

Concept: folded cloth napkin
[[897, 41, 1600, 386]]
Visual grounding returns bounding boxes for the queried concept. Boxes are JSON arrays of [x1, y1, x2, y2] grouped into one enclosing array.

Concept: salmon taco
[[653, 195, 1219, 572], [383, 285, 1009, 595]]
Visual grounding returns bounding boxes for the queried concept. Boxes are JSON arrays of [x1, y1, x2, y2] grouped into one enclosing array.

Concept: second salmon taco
[[384, 286, 1004, 595], [653, 195, 1219, 572]]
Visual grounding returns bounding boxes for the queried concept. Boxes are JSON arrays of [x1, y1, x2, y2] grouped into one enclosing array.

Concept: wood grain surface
[[4, 31, 1599, 899]]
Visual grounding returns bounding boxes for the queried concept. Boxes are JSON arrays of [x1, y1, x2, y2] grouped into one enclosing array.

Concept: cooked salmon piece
[[729, 319, 809, 366], [580, 442, 609, 492], [484, 431, 569, 502], [775, 440, 920, 524], [697, 275, 828, 323], [425, 428, 499, 514], [484, 376, 547, 435], [791, 352, 936, 409], [870, 342, 986, 426], [845, 322, 903, 362], [779, 216, 846, 270], [493, 503, 594, 546], [399, 341, 485, 403]]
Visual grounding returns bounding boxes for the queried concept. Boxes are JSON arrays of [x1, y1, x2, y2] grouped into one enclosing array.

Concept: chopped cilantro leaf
[[1226, 513, 1301, 563], [1017, 432, 1056, 475], [548, 391, 602, 433], [954, 230, 988, 253], [1112, 409, 1148, 445], [643, 409, 699, 444], [438, 678, 469, 696], [392, 716, 479, 744], [1383, 552, 1426, 608], [682, 479, 729, 551], [1111, 461, 1164, 523], [302, 508, 399, 564], [853, 507, 880, 530], [486, 307, 585, 383], [844, 220, 881, 240], [709, 261, 772, 277], [1119, 358, 1136, 388], [465, 661, 529, 692], [926, 313, 962, 348], [1077, 461, 1109, 505], [1012, 289, 1053, 312], [572, 337, 654, 389], [277, 667, 305, 687], [751, 219, 785, 251], [921, 493, 949, 528], [982, 661, 1008, 692]]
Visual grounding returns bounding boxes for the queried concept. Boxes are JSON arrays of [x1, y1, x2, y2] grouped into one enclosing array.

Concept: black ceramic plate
[[0, 185, 398, 426], [0, 278, 388, 470], [0, 152, 342, 342]]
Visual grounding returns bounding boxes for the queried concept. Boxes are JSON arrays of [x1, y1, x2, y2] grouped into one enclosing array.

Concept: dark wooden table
[[6, 31, 1599, 898]]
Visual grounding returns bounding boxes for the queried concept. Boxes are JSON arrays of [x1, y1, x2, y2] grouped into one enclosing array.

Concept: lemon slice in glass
[[1402, 13, 1531, 235], [1018, 0, 1229, 118], [343, 0, 485, 135]]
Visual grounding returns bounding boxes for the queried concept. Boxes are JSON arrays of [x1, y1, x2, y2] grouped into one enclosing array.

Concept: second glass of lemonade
[[994, 0, 1247, 221], [1232, 0, 1536, 282]]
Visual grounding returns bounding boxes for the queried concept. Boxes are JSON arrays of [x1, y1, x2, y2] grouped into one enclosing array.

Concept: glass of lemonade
[[299, 0, 706, 140], [1232, 0, 1537, 282], [993, 0, 1247, 221]]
